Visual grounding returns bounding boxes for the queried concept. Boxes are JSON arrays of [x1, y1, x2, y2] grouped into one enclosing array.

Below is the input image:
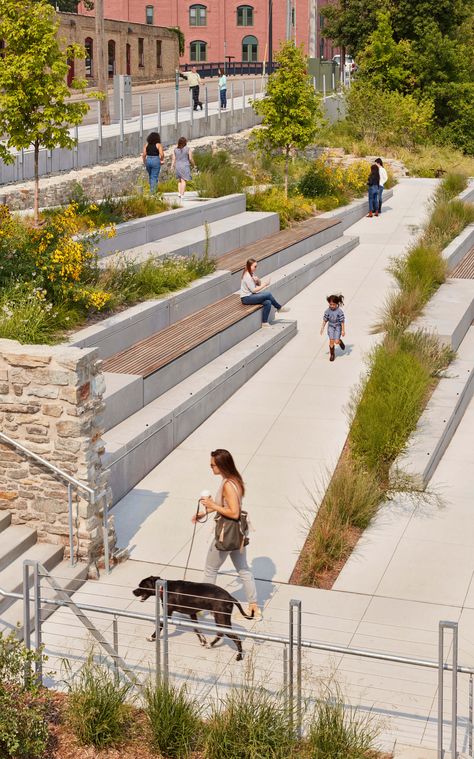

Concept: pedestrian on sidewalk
[[171, 136, 195, 200], [218, 68, 227, 109], [367, 163, 380, 217], [195, 449, 261, 620], [320, 293, 345, 362], [239, 258, 290, 328], [142, 132, 164, 192], [375, 158, 388, 214], [179, 66, 203, 110]]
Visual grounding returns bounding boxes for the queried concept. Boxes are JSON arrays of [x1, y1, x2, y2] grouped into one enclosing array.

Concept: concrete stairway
[[0, 511, 88, 637]]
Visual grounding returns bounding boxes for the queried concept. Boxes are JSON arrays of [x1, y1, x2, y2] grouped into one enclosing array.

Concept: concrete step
[[0, 525, 37, 573], [101, 234, 358, 432], [0, 561, 89, 639], [391, 327, 474, 487], [99, 211, 280, 267], [410, 277, 474, 351], [95, 193, 248, 257], [0, 511, 11, 533], [104, 320, 297, 504], [0, 542, 64, 615]]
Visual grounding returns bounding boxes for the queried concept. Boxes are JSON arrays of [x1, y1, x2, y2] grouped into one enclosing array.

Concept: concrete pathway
[[39, 178, 474, 754]]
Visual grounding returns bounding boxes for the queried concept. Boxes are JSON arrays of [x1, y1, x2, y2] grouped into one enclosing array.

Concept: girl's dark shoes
[[339, 339, 345, 351], [330, 346, 335, 362]]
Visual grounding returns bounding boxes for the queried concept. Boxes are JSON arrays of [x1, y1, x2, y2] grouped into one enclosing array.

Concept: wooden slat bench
[[451, 246, 474, 279], [103, 294, 259, 377], [215, 216, 340, 273]]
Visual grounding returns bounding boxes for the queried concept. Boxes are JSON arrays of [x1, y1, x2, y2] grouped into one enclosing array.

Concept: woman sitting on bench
[[239, 258, 290, 328]]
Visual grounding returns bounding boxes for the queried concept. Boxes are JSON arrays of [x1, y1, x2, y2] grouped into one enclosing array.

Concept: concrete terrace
[[35, 177, 474, 756]]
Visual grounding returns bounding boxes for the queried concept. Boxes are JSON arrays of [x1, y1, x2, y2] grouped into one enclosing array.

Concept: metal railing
[[0, 432, 110, 573], [4, 560, 474, 756]]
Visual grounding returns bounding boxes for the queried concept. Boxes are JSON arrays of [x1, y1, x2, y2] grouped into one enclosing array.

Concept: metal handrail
[[1, 581, 474, 676], [0, 431, 110, 573]]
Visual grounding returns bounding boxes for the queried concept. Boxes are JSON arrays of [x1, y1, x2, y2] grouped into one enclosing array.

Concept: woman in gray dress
[[171, 136, 195, 200]]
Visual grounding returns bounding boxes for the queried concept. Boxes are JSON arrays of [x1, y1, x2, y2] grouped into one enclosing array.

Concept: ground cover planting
[[293, 173, 474, 588]]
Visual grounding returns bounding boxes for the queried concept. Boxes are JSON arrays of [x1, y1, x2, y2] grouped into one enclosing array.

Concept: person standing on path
[[141, 132, 164, 192], [367, 163, 380, 218], [320, 294, 345, 362], [375, 158, 388, 214], [195, 449, 261, 619], [171, 137, 195, 200], [218, 68, 227, 109], [239, 258, 290, 328], [179, 66, 203, 110]]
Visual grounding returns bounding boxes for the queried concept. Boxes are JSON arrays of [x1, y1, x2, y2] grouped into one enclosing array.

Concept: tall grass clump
[[65, 655, 133, 749], [144, 681, 202, 758], [307, 689, 381, 759], [204, 686, 296, 759], [423, 198, 474, 251]]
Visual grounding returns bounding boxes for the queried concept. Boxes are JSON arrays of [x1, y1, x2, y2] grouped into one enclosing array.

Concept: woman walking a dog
[[194, 449, 261, 620]]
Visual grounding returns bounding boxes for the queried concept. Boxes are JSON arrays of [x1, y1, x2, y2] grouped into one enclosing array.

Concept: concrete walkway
[[40, 178, 474, 754]]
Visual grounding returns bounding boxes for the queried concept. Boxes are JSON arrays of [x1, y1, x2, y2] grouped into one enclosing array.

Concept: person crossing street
[[178, 66, 203, 110]]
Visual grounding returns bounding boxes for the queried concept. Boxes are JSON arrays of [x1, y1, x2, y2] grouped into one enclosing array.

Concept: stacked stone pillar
[[0, 339, 114, 565]]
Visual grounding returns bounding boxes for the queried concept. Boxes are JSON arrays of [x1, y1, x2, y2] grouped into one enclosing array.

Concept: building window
[[190, 40, 206, 61], [84, 37, 93, 77], [189, 4, 207, 26], [146, 5, 154, 24], [242, 34, 258, 62], [156, 40, 162, 68], [237, 5, 253, 25], [138, 37, 145, 67], [107, 39, 116, 78]]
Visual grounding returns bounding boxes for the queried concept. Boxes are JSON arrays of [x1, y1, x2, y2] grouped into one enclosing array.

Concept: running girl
[[320, 294, 345, 362]]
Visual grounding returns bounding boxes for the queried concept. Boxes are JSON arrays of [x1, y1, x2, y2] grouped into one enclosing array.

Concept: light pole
[[268, 0, 273, 74]]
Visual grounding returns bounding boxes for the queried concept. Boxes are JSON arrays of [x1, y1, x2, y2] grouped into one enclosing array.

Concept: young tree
[[0, 0, 90, 223], [252, 42, 324, 196]]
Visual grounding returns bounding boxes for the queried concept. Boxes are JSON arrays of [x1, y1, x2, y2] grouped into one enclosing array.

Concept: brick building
[[77, 0, 336, 67], [58, 11, 179, 84]]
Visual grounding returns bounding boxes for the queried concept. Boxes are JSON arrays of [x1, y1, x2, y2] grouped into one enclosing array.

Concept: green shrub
[[0, 632, 50, 759], [66, 655, 132, 748], [350, 343, 431, 472], [194, 148, 232, 172], [0, 283, 76, 344], [246, 187, 314, 228], [307, 689, 381, 759], [145, 681, 202, 758], [204, 686, 296, 759], [391, 242, 446, 301], [194, 165, 249, 198]]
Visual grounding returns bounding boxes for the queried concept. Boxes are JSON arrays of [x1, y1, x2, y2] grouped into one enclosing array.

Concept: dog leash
[[183, 499, 208, 580]]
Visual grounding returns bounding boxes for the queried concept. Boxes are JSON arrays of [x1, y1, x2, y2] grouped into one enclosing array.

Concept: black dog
[[133, 576, 254, 660]]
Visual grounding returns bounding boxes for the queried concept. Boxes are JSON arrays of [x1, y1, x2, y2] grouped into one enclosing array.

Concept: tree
[[356, 11, 416, 93], [321, 0, 381, 56], [0, 0, 90, 223], [251, 42, 324, 196]]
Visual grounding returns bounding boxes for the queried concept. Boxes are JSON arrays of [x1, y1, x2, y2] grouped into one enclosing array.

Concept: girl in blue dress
[[320, 294, 345, 362]]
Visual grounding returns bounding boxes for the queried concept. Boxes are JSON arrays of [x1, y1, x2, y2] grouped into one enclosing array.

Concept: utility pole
[[308, 0, 317, 58], [268, 0, 273, 74], [95, 0, 111, 124]]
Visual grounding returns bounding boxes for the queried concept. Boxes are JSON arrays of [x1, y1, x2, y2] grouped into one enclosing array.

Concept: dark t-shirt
[[146, 143, 161, 157]]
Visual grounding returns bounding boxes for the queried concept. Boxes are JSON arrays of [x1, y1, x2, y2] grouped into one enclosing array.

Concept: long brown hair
[[211, 449, 245, 496], [242, 257, 257, 279]]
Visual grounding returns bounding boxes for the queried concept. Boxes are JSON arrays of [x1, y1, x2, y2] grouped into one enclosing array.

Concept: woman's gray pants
[[203, 541, 257, 604]]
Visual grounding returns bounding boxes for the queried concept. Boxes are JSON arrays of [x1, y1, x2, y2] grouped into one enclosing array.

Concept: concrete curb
[[409, 278, 474, 351], [443, 223, 474, 271], [459, 179, 474, 204], [105, 321, 297, 504]]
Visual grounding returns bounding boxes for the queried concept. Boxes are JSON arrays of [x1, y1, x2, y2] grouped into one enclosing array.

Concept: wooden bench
[[215, 216, 340, 273], [103, 294, 259, 377], [451, 246, 474, 279]]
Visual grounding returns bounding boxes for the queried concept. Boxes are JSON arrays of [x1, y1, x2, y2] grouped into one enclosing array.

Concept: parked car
[[332, 55, 357, 75]]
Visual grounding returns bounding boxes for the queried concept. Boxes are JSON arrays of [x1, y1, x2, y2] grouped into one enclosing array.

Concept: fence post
[[332, 72, 335, 91], [218, 83, 221, 119], [313, 76, 317, 93], [438, 621, 459, 759], [155, 579, 162, 686], [190, 90, 194, 125], [252, 77, 256, 102], [22, 562, 32, 686], [323, 74, 326, 98], [289, 599, 302, 736], [33, 562, 42, 685], [175, 87, 179, 129], [67, 483, 74, 567], [161, 580, 169, 685], [97, 101, 103, 153], [469, 674, 473, 757], [139, 95, 144, 145], [103, 499, 110, 575], [283, 643, 288, 710], [119, 98, 124, 157], [157, 93, 162, 133], [113, 615, 119, 684], [231, 81, 234, 116], [21, 148, 25, 181], [74, 125, 79, 169], [242, 80, 246, 109], [205, 85, 209, 121]]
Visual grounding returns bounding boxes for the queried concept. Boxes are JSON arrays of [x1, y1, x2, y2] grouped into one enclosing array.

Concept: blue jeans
[[146, 155, 161, 191], [241, 290, 282, 323], [378, 185, 384, 212], [220, 89, 227, 108], [368, 185, 379, 213]]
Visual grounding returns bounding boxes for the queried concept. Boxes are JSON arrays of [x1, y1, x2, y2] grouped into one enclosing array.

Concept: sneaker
[[261, 323, 270, 328], [278, 306, 290, 313]]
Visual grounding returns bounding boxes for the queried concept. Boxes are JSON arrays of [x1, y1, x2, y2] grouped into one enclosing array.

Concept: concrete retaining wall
[[459, 180, 474, 204], [443, 224, 474, 271], [410, 278, 474, 351], [320, 188, 394, 231]]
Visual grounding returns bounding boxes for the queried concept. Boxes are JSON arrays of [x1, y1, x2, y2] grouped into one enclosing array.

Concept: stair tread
[[0, 542, 64, 593], [0, 524, 36, 551]]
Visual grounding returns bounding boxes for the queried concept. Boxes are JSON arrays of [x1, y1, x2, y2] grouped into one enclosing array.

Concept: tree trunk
[[34, 140, 39, 226], [95, 0, 110, 125], [284, 147, 290, 198]]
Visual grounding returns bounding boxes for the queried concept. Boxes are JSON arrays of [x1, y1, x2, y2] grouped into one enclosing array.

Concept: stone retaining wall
[[0, 340, 114, 564]]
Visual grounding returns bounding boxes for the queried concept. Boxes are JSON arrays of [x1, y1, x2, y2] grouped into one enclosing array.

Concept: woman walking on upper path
[[320, 293, 345, 362], [367, 163, 380, 218], [142, 132, 164, 192], [171, 136, 195, 200]]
